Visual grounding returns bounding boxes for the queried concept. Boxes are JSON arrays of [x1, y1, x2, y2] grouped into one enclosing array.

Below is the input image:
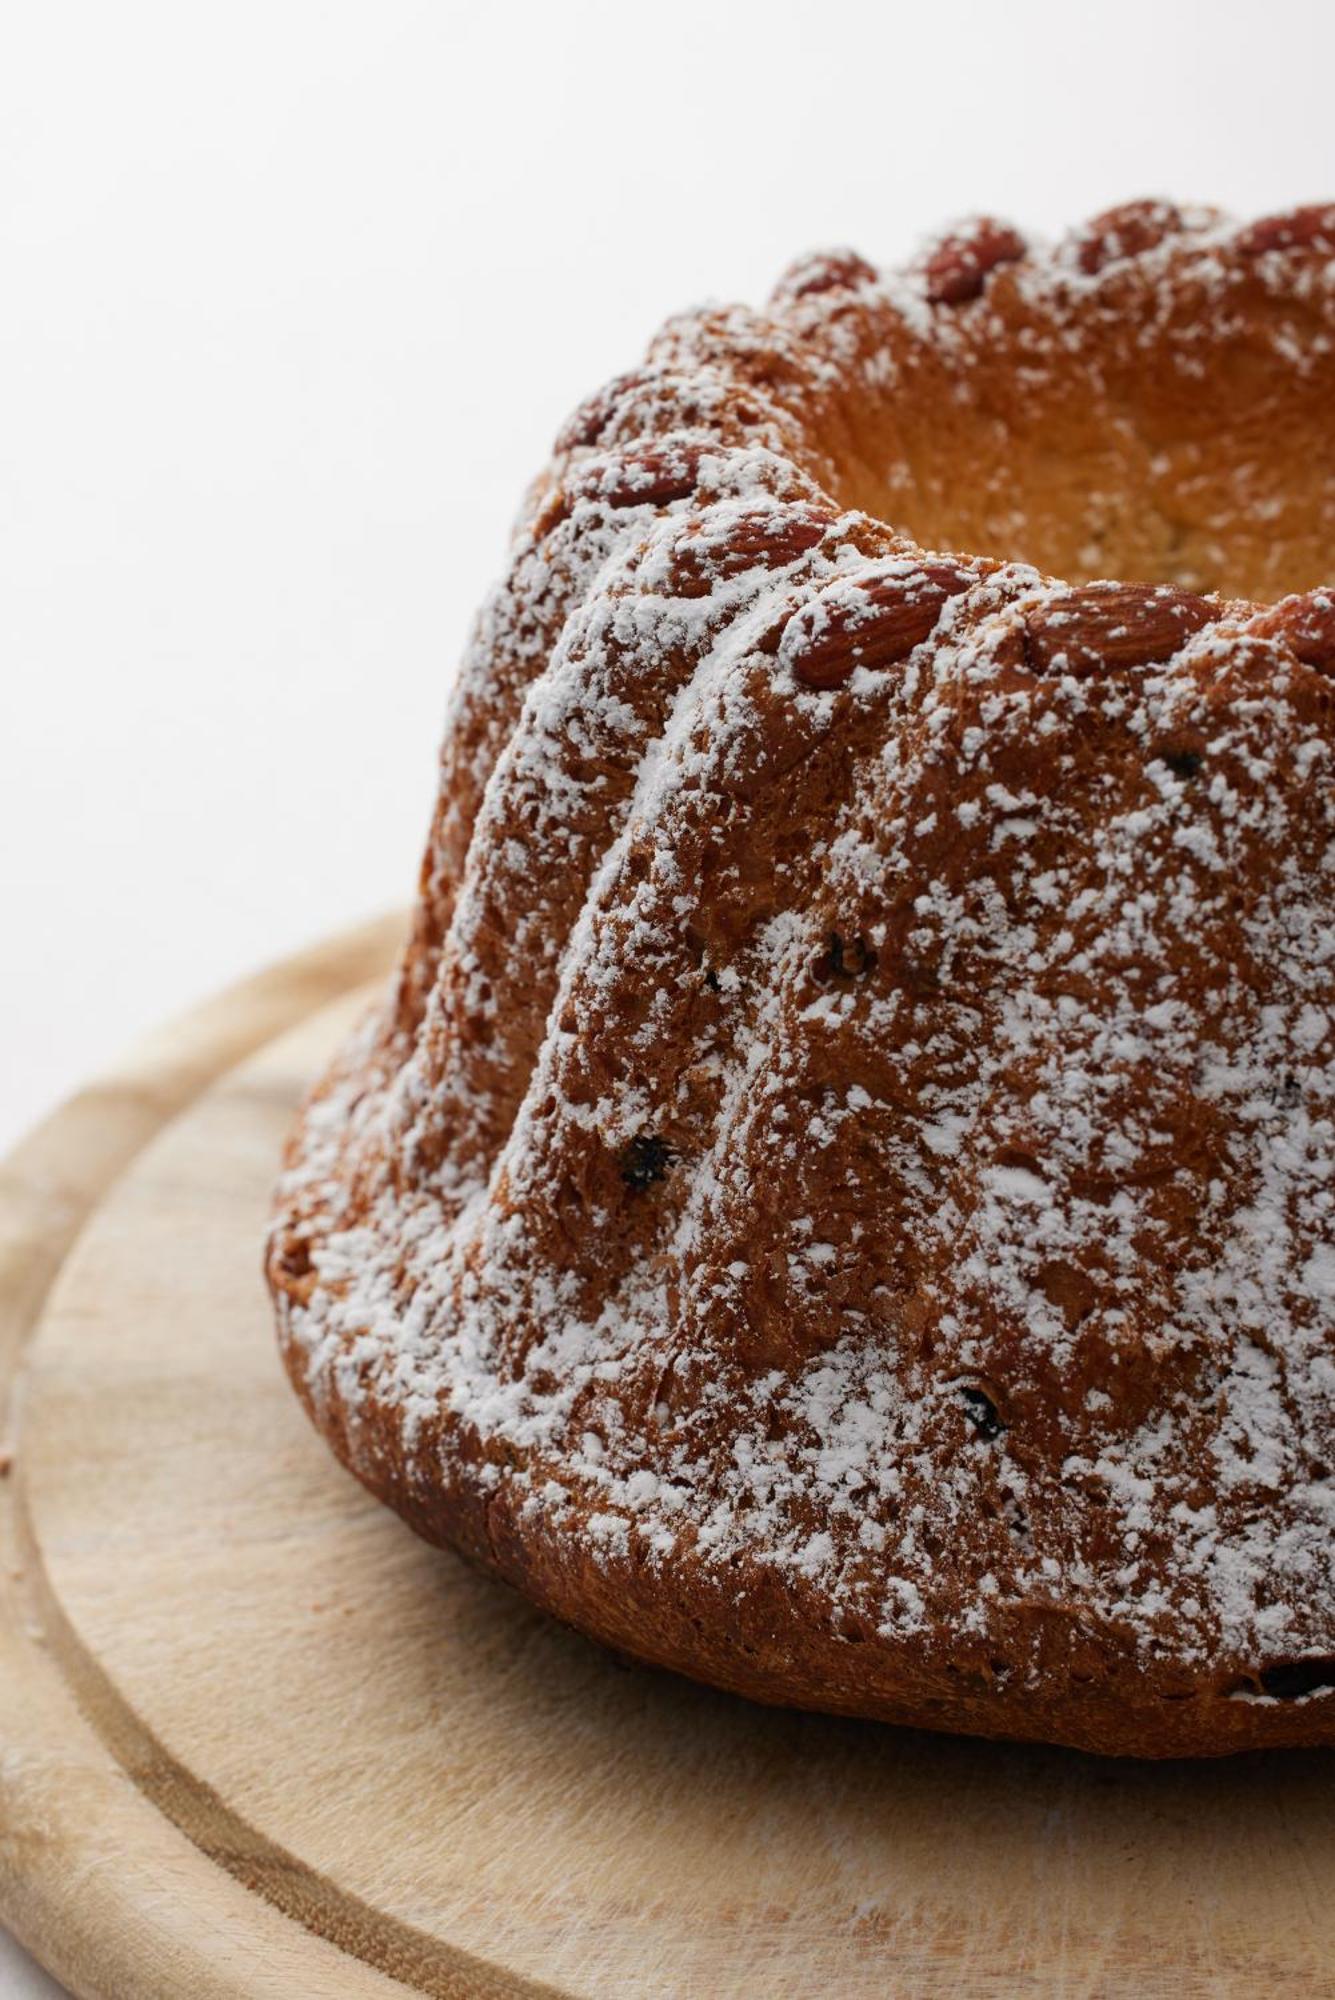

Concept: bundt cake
[[269, 202, 1335, 1758]]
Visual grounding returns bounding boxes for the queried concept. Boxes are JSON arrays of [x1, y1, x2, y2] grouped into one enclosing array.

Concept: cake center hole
[[831, 309, 1335, 602]]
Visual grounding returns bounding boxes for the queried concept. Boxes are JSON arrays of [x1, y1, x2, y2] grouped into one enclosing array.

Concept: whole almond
[[777, 250, 879, 302], [924, 221, 1027, 306], [534, 444, 706, 540], [783, 565, 974, 690], [1237, 205, 1335, 257], [600, 445, 707, 512], [669, 508, 830, 599], [1075, 200, 1190, 276], [555, 368, 651, 452], [1251, 592, 1335, 672], [1024, 584, 1214, 678]]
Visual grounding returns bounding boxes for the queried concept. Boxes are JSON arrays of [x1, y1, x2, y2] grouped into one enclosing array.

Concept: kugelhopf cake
[[268, 202, 1335, 1756]]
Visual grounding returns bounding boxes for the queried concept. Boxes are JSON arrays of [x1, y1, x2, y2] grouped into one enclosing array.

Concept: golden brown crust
[[269, 206, 1335, 1756]]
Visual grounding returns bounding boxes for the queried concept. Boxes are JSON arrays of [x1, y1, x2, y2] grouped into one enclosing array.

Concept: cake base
[[2, 919, 1333, 2000]]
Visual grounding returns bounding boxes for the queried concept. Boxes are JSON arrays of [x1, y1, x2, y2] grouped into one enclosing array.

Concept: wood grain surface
[[2, 919, 1334, 1999]]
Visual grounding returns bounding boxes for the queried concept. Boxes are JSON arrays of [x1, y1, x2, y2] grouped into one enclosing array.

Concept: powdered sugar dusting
[[270, 207, 1335, 1734]]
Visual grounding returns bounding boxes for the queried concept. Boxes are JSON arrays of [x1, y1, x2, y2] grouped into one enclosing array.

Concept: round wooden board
[[3, 922, 1335, 2000]]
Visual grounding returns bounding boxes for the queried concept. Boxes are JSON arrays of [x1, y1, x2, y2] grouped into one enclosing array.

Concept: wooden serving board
[[3, 919, 1335, 2000]]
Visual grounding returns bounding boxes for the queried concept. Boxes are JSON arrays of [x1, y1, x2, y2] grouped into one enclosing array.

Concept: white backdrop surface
[[2, 0, 1333, 1989]]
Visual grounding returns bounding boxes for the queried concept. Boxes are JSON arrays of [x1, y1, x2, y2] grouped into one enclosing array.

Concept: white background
[[2, 0, 1332, 1988]]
